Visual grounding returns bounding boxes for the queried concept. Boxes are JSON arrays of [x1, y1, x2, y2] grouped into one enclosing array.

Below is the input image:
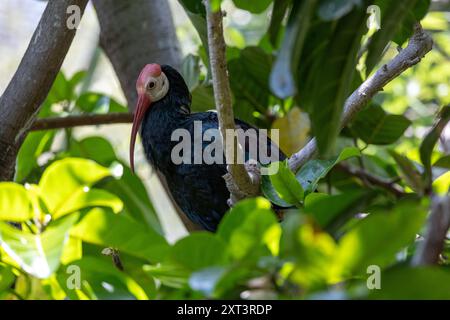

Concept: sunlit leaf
[[262, 160, 304, 207], [39, 158, 112, 214], [0, 214, 79, 279], [57, 256, 148, 300], [0, 183, 33, 222], [70, 208, 168, 263], [143, 263, 191, 289], [218, 198, 279, 260], [272, 107, 310, 156], [53, 188, 123, 219]]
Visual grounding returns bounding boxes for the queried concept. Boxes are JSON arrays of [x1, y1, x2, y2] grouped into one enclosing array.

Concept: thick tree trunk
[[92, 0, 182, 109], [93, 0, 201, 232], [0, 0, 89, 181]]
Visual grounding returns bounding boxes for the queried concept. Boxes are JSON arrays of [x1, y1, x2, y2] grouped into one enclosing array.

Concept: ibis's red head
[[130, 63, 169, 172]]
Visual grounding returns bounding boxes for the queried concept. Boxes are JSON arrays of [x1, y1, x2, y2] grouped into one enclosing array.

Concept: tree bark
[[92, 0, 182, 109], [92, 0, 202, 232], [204, 1, 260, 204], [288, 24, 433, 172], [0, 0, 89, 181]]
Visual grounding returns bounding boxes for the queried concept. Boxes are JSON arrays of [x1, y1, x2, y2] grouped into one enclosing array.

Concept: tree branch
[[204, 1, 260, 203], [30, 113, 133, 131], [412, 195, 450, 266], [336, 163, 406, 197], [0, 0, 89, 181], [288, 24, 434, 173], [92, 0, 182, 109]]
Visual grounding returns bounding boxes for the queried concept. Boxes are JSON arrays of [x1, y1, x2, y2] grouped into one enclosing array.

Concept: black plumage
[[134, 65, 284, 231]]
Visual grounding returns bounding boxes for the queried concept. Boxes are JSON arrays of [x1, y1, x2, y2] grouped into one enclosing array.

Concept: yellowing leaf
[[272, 107, 310, 156]]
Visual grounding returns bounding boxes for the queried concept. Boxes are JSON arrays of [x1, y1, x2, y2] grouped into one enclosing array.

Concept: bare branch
[[336, 163, 406, 197], [412, 195, 450, 266], [204, 1, 259, 201], [0, 0, 89, 181], [288, 24, 434, 173], [30, 113, 133, 131]]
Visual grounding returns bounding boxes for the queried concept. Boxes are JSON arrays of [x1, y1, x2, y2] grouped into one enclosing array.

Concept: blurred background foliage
[[0, 0, 449, 299]]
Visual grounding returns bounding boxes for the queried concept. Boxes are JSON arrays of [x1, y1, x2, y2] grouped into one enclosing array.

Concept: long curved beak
[[129, 93, 151, 173]]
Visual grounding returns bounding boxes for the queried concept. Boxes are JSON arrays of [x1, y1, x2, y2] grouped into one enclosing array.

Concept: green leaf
[[217, 197, 272, 242], [75, 92, 127, 113], [0, 214, 79, 279], [296, 147, 361, 195], [105, 166, 162, 235], [217, 198, 279, 260], [304, 190, 369, 229], [368, 267, 450, 299], [350, 104, 411, 145], [434, 155, 450, 169], [229, 47, 272, 113], [189, 266, 227, 297], [178, 0, 209, 63], [389, 151, 425, 194], [0, 183, 33, 221], [58, 256, 148, 300], [0, 264, 15, 293], [190, 85, 216, 112], [279, 213, 336, 288], [393, 0, 431, 45], [69, 136, 117, 167], [332, 200, 427, 278], [53, 188, 123, 219], [232, 0, 272, 13], [270, 0, 317, 98], [143, 263, 191, 289], [15, 130, 55, 182], [68, 137, 162, 235], [262, 160, 304, 206], [181, 54, 201, 91], [318, 0, 362, 21], [365, 0, 427, 74], [433, 171, 450, 195], [170, 232, 228, 270], [68, 70, 87, 91], [268, 0, 291, 46], [46, 72, 71, 105], [70, 208, 169, 263], [60, 236, 82, 265], [39, 158, 112, 214], [420, 105, 450, 187], [306, 6, 368, 155]]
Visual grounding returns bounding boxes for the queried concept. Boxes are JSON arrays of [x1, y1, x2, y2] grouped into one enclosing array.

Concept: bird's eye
[[147, 81, 156, 90]]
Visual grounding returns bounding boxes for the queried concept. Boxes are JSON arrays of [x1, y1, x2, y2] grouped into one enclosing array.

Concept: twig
[[288, 24, 433, 173], [30, 113, 133, 131], [0, 0, 89, 181], [204, 0, 260, 203], [412, 195, 450, 266], [336, 163, 406, 197]]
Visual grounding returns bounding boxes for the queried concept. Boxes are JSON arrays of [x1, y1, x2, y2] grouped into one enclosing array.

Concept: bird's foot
[[224, 159, 261, 207]]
